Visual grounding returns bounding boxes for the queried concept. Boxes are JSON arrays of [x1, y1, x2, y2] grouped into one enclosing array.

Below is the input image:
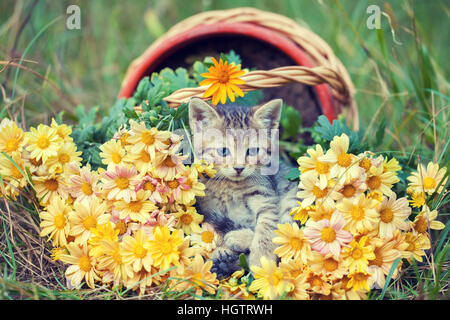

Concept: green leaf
[[239, 253, 249, 271], [159, 67, 196, 93], [280, 104, 302, 140], [284, 167, 300, 181], [225, 50, 242, 66]]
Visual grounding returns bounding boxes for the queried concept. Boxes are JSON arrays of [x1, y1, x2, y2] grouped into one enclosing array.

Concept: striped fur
[[188, 98, 298, 275]]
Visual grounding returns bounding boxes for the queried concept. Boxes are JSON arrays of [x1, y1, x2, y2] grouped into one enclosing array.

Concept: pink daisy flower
[[136, 176, 169, 203], [304, 212, 353, 258], [67, 166, 101, 202], [101, 165, 140, 203]]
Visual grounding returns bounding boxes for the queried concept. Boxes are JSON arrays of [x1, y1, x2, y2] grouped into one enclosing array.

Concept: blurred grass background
[[0, 0, 448, 156], [0, 0, 449, 300]]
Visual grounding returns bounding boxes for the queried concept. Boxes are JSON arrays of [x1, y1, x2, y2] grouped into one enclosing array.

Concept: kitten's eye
[[246, 147, 259, 156], [216, 148, 230, 157]]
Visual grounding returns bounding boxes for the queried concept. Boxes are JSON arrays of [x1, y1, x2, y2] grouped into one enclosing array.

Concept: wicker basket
[[120, 7, 358, 130]]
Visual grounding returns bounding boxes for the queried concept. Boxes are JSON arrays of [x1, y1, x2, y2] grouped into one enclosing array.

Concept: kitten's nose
[[234, 167, 244, 175]]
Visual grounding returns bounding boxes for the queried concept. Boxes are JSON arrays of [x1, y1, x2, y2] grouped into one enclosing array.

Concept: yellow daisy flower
[[0, 119, 25, 155], [193, 159, 216, 178], [403, 231, 431, 262], [113, 189, 157, 223], [305, 271, 332, 296], [286, 273, 310, 300], [366, 164, 399, 196], [121, 229, 154, 277], [190, 222, 220, 255], [39, 196, 72, 247], [296, 173, 340, 208], [51, 118, 73, 142], [337, 194, 379, 234], [59, 243, 100, 289], [200, 57, 245, 105], [46, 142, 82, 174], [413, 206, 445, 234], [383, 157, 402, 173], [68, 198, 110, 243], [101, 165, 141, 203], [96, 239, 127, 285], [347, 271, 371, 292], [146, 226, 184, 270], [409, 191, 426, 208], [342, 236, 375, 273], [319, 134, 363, 181], [297, 144, 332, 180], [367, 237, 402, 289], [99, 139, 130, 169], [0, 151, 27, 199], [309, 252, 347, 280], [249, 256, 293, 300], [173, 254, 219, 296], [24, 124, 61, 163], [88, 222, 120, 258], [173, 206, 204, 235], [377, 194, 411, 239], [273, 222, 312, 263], [289, 201, 315, 224], [33, 174, 68, 205], [127, 120, 172, 160], [407, 161, 447, 195]]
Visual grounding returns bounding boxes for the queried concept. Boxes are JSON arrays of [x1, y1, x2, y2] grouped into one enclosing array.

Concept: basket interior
[[145, 35, 324, 144]]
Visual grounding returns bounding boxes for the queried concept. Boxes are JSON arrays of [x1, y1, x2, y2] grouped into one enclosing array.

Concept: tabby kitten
[[188, 98, 298, 276]]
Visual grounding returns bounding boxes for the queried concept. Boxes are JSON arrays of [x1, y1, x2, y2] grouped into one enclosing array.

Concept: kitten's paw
[[210, 248, 240, 278], [224, 229, 253, 253]]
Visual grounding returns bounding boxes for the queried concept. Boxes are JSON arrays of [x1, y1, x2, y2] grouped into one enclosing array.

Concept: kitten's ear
[[188, 98, 221, 131], [252, 99, 283, 129]]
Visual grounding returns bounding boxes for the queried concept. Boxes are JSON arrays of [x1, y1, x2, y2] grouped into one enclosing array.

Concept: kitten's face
[[189, 98, 282, 181]]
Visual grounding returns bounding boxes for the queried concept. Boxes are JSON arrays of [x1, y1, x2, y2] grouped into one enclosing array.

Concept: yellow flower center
[[353, 272, 367, 282], [414, 216, 428, 234], [359, 158, 372, 172], [37, 136, 50, 149], [44, 179, 59, 191], [5, 138, 19, 152], [129, 200, 143, 213], [59, 153, 70, 164], [112, 249, 122, 264], [115, 177, 129, 189], [81, 182, 93, 195], [115, 220, 127, 235], [323, 258, 339, 272], [180, 214, 193, 225], [337, 153, 352, 167], [201, 231, 214, 243], [312, 186, 327, 199], [423, 177, 436, 189], [82, 215, 97, 230], [160, 242, 174, 255], [144, 181, 156, 192], [167, 180, 179, 189], [352, 248, 363, 260], [53, 214, 66, 229], [367, 176, 381, 190], [380, 208, 394, 223], [140, 151, 150, 162], [315, 161, 329, 174], [163, 157, 177, 168], [289, 237, 303, 250], [111, 152, 122, 164], [320, 227, 337, 243], [342, 185, 356, 198], [350, 205, 365, 221], [141, 131, 155, 145], [133, 243, 147, 258], [78, 255, 92, 272], [271, 270, 283, 286], [369, 250, 383, 267], [310, 275, 323, 288], [217, 70, 230, 84]]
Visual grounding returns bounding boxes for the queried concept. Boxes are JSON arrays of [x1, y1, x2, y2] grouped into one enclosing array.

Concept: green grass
[[0, 0, 448, 300]]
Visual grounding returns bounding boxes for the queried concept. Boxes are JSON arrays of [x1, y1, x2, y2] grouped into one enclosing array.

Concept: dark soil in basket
[[149, 35, 324, 145]]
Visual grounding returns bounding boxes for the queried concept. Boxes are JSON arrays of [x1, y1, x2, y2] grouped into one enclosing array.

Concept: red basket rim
[[119, 22, 336, 121]]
